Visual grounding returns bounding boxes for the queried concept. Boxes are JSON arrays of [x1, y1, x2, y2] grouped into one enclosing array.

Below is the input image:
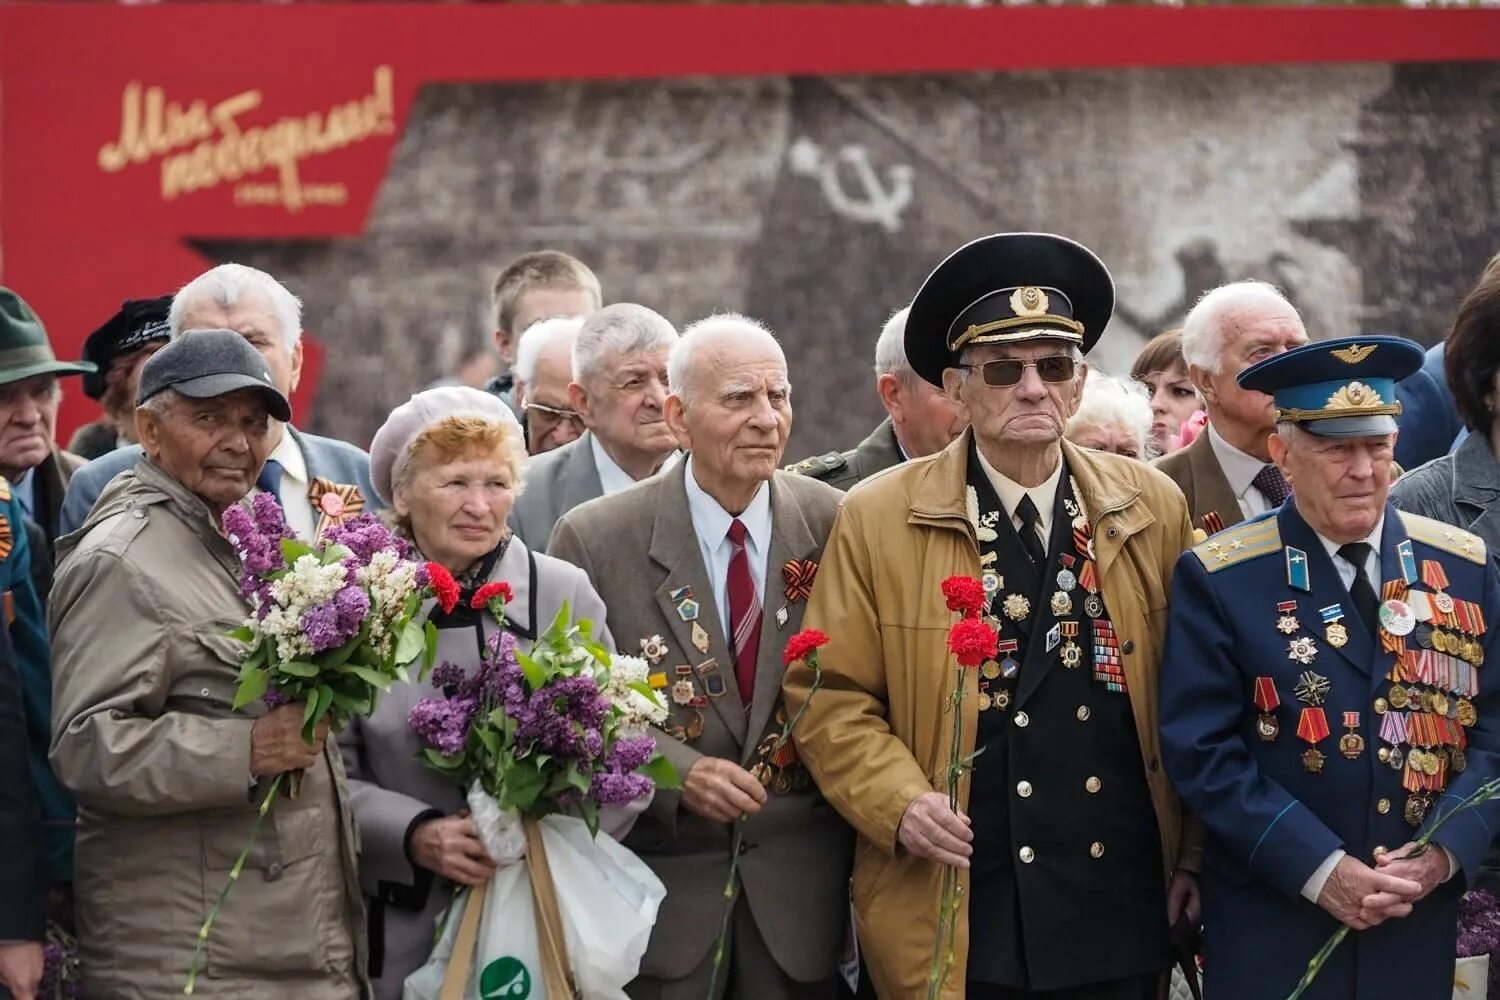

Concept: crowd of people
[[0, 234, 1496, 1000]]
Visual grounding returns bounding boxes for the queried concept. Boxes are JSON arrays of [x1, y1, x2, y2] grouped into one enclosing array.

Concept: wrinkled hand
[[681, 757, 767, 823], [1317, 855, 1421, 930], [1167, 869, 1202, 926], [0, 940, 43, 1000], [1374, 842, 1451, 904], [250, 704, 328, 776], [411, 814, 498, 887], [898, 792, 973, 868]]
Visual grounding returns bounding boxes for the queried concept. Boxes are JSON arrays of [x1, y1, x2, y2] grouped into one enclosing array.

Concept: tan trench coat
[[48, 460, 368, 999], [783, 433, 1201, 999]]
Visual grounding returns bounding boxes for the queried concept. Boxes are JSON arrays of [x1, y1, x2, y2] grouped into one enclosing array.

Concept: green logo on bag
[[480, 956, 532, 999]]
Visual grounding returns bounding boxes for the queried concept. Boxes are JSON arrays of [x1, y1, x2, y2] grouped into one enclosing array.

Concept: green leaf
[[474, 725, 501, 759], [319, 543, 353, 565], [322, 633, 363, 673], [279, 537, 315, 564], [421, 621, 439, 676], [228, 624, 256, 643], [242, 643, 268, 672], [301, 694, 319, 738], [577, 798, 600, 838], [422, 747, 465, 771], [637, 753, 681, 790], [346, 665, 395, 692], [517, 651, 547, 692], [565, 762, 592, 795], [501, 760, 546, 813], [329, 689, 372, 716], [233, 667, 270, 710], [394, 620, 426, 666], [277, 660, 319, 679]]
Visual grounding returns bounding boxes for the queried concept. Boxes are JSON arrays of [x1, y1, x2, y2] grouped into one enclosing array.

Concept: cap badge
[[1330, 343, 1378, 365], [1010, 286, 1050, 318], [1326, 381, 1378, 410]]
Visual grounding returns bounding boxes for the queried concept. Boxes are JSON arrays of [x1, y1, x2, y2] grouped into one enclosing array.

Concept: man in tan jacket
[[785, 234, 1200, 1000], [49, 332, 367, 999]]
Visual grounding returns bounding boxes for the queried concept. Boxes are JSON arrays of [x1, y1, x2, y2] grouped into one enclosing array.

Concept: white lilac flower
[[601, 652, 669, 732]]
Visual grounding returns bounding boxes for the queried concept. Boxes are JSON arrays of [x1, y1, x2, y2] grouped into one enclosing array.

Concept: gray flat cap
[[137, 329, 292, 422]]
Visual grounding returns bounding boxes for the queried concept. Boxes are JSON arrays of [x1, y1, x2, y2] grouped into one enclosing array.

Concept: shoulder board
[[1191, 515, 1282, 573], [1399, 511, 1486, 565], [0, 476, 10, 502], [784, 451, 848, 480]]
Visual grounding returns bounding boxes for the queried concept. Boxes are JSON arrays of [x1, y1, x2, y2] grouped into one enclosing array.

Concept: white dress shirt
[[590, 435, 681, 497], [974, 447, 1064, 556], [266, 431, 315, 540], [682, 455, 772, 645], [1208, 424, 1277, 518]]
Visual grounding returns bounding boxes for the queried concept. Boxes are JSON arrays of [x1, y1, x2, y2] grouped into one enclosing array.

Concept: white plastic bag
[[1454, 954, 1489, 999], [404, 788, 665, 1000]]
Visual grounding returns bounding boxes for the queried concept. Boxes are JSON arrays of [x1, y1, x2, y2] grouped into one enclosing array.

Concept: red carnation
[[941, 575, 987, 619], [426, 562, 460, 614], [783, 628, 831, 667], [471, 581, 513, 610], [947, 617, 998, 668]]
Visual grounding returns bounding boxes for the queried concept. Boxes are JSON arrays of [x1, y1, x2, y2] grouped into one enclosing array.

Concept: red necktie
[[727, 519, 761, 705]]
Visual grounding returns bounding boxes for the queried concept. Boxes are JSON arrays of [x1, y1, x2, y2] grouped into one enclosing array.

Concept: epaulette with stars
[[1398, 510, 1487, 565], [1191, 514, 1281, 573]]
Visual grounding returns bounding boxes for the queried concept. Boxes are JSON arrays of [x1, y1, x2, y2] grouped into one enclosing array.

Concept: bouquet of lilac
[[410, 593, 677, 834], [40, 922, 83, 999], [1457, 889, 1500, 996]]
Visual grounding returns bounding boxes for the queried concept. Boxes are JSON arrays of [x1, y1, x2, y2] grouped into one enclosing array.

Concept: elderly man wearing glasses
[[509, 303, 681, 551], [512, 315, 587, 455], [785, 234, 1201, 1000]]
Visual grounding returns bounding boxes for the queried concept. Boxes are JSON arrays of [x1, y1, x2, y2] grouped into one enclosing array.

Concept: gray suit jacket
[[338, 537, 614, 1000], [507, 431, 603, 552], [549, 463, 853, 984], [58, 426, 378, 537], [1391, 430, 1500, 568]]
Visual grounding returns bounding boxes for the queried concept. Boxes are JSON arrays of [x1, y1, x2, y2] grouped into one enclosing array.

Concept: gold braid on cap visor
[[1276, 379, 1403, 422], [950, 315, 1085, 352]]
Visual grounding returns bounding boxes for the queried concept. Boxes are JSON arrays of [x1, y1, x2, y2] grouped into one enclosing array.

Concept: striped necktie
[[726, 518, 761, 705]]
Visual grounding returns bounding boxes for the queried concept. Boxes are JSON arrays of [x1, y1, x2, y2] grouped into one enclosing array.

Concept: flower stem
[[706, 818, 746, 1000], [184, 772, 283, 994]]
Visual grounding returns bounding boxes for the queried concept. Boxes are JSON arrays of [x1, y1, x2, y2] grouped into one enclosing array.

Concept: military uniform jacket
[[785, 418, 904, 492], [1160, 501, 1500, 1000], [549, 463, 854, 984]]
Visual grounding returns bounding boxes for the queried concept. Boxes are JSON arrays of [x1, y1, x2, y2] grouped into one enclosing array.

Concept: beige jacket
[[49, 459, 368, 999], [783, 433, 1201, 999]]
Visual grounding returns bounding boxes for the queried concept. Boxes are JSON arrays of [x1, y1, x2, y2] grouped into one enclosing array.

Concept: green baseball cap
[[0, 286, 98, 386]]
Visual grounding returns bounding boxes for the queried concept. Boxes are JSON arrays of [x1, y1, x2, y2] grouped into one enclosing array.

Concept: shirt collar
[[682, 454, 772, 554], [269, 427, 308, 484], [973, 446, 1063, 536], [1208, 423, 1269, 499], [1315, 515, 1385, 569], [589, 434, 636, 497]]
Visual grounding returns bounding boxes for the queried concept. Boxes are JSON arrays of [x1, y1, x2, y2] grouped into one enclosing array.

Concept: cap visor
[[172, 373, 292, 422], [1297, 414, 1398, 438], [0, 360, 98, 386]]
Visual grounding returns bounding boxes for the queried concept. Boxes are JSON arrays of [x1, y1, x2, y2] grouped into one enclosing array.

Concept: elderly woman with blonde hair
[[338, 386, 623, 999], [1065, 369, 1156, 461]]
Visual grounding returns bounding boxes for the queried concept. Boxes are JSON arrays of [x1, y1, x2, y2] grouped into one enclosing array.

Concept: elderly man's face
[[943, 340, 1086, 452], [102, 343, 166, 443], [668, 337, 791, 492], [578, 345, 676, 460], [882, 373, 965, 459], [1270, 428, 1395, 544], [175, 294, 303, 400], [1195, 307, 1307, 437], [499, 286, 597, 363], [1068, 421, 1144, 461], [137, 389, 274, 511], [523, 338, 584, 454], [0, 374, 61, 479]]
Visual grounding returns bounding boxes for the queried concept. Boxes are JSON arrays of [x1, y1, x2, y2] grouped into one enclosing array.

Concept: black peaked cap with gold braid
[[905, 232, 1115, 386]]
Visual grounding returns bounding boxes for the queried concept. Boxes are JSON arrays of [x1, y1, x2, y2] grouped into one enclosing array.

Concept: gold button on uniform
[[1377, 798, 1391, 814], [1017, 781, 1033, 798], [1090, 841, 1105, 859], [1019, 846, 1035, 864], [1076, 705, 1091, 722], [1015, 711, 1030, 728], [1373, 845, 1388, 857], [1085, 777, 1102, 794]]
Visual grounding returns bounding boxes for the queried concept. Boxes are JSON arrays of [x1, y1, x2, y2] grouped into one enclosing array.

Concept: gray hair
[[1066, 370, 1153, 458], [138, 388, 178, 421], [513, 315, 585, 386], [572, 303, 678, 385], [668, 313, 784, 405], [873, 306, 913, 380], [168, 263, 303, 352], [1180, 280, 1299, 374]]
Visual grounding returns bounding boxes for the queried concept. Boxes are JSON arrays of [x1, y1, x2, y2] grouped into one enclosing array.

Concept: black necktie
[[1337, 542, 1380, 635], [1014, 495, 1047, 568], [1252, 464, 1292, 507], [256, 458, 284, 501]]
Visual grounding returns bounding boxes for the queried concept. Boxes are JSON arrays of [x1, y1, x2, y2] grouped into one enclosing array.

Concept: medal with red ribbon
[[1254, 676, 1280, 741], [1339, 711, 1365, 759], [1297, 707, 1330, 772]]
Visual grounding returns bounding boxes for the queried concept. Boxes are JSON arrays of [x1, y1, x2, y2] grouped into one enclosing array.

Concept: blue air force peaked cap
[[906, 233, 1115, 386], [1237, 335, 1425, 437]]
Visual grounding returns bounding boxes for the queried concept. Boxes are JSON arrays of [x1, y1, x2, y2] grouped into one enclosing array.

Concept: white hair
[[168, 263, 303, 352], [514, 315, 585, 386], [1066, 370, 1154, 458], [873, 306, 913, 380], [668, 312, 784, 405], [1180, 280, 1300, 374], [572, 303, 678, 384]]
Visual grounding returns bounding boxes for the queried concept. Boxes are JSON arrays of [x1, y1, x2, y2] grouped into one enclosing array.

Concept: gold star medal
[[1003, 593, 1031, 621]]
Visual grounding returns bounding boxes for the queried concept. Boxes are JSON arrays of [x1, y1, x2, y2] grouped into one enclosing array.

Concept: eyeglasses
[[957, 355, 1077, 388], [522, 401, 584, 430]]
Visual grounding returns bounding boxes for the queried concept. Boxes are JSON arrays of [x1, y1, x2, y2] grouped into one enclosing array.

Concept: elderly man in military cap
[[1160, 335, 1500, 1000], [787, 307, 965, 490], [68, 295, 173, 459], [49, 330, 367, 999], [785, 234, 1201, 999]]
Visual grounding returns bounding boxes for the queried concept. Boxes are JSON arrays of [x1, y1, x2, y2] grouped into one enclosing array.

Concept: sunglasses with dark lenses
[[960, 355, 1077, 388]]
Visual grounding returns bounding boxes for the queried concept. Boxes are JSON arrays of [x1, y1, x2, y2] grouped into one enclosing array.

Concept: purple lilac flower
[[607, 734, 656, 773], [1458, 889, 1500, 957], [301, 577, 364, 654], [333, 584, 371, 633], [222, 503, 289, 603], [430, 660, 468, 691], [263, 683, 291, 709], [408, 696, 479, 756], [590, 770, 653, 807], [515, 675, 609, 759], [251, 490, 292, 539], [325, 513, 405, 566]]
